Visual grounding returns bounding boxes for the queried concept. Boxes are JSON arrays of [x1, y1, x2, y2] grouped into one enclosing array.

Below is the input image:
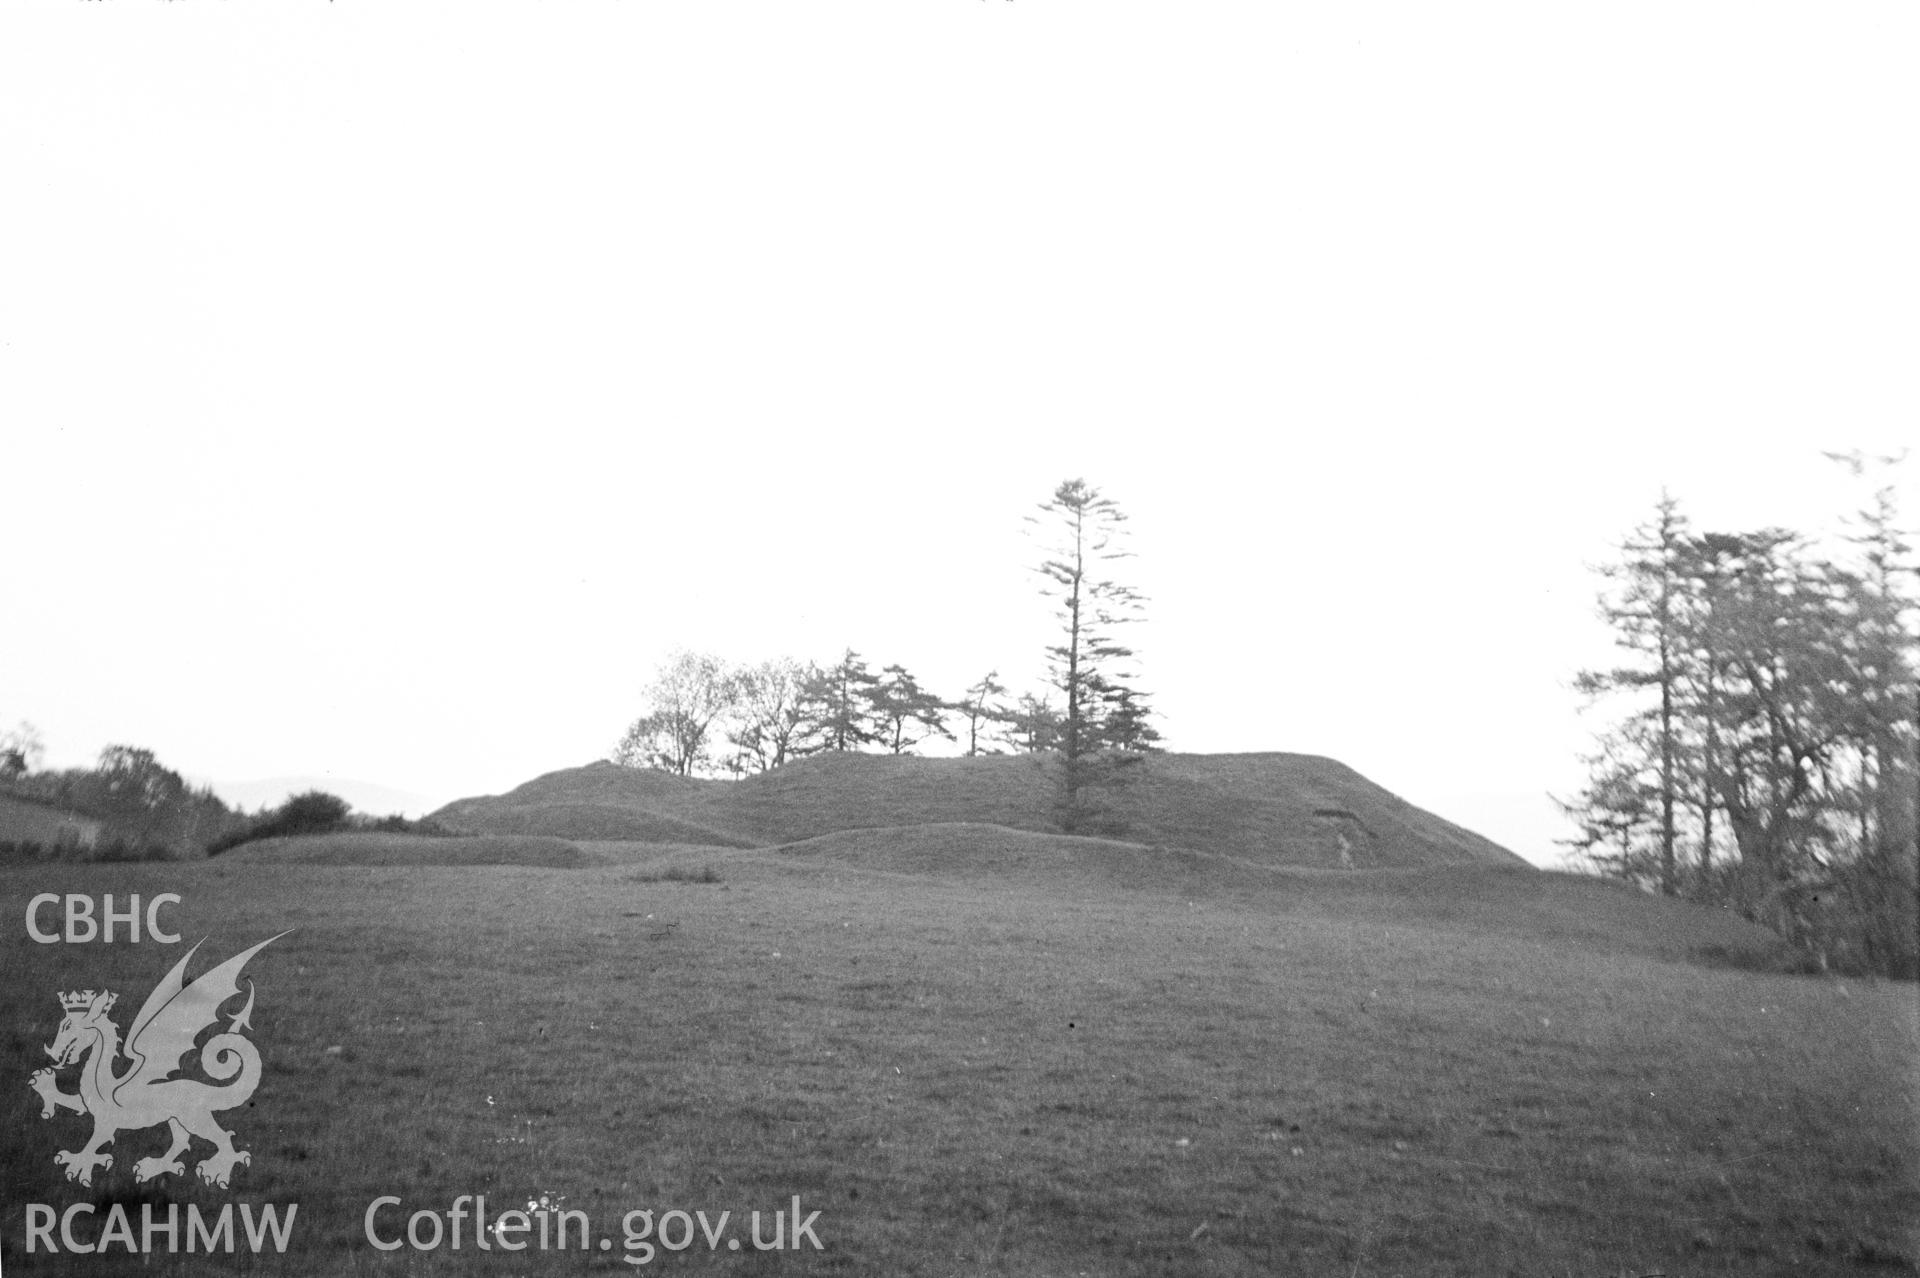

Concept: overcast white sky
[[3, 3, 1914, 866]]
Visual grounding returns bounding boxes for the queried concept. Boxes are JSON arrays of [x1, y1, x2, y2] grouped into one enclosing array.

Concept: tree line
[[0, 734, 433, 860], [612, 479, 1161, 832], [0, 742, 247, 858], [1563, 454, 1918, 977]]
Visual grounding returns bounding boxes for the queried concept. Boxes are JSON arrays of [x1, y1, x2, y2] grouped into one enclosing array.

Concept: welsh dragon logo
[[28, 934, 287, 1189]]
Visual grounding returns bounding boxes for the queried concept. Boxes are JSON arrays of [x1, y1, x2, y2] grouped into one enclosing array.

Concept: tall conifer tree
[[1030, 478, 1154, 832]]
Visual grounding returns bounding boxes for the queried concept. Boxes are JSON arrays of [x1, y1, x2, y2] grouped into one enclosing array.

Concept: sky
[[2, 3, 1915, 868]]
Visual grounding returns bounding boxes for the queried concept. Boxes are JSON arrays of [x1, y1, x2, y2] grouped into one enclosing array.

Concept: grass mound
[[776, 821, 1279, 895], [431, 763, 760, 847], [1130, 752, 1516, 866], [445, 801, 756, 846], [721, 752, 1057, 843], [431, 751, 1527, 868], [216, 831, 598, 867]]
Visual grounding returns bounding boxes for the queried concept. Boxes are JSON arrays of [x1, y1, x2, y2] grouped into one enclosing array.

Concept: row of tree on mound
[[613, 650, 1063, 775], [1564, 452, 1919, 978], [613, 479, 1161, 832]]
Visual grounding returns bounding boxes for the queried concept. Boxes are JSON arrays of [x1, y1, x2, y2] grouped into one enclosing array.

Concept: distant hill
[[430, 752, 1527, 869]]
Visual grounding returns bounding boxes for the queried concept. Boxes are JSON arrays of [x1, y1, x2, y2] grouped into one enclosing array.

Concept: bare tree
[[612, 650, 741, 776], [0, 719, 45, 780], [729, 657, 817, 773]]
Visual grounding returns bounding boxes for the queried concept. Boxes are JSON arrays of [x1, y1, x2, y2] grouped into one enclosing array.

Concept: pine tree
[[869, 665, 953, 755], [1092, 678, 1161, 753], [958, 671, 1013, 756], [1677, 531, 1749, 892], [1819, 453, 1918, 974], [1566, 494, 1691, 893], [804, 649, 884, 753], [1008, 693, 1061, 753], [1567, 471, 1919, 976], [1029, 478, 1154, 832]]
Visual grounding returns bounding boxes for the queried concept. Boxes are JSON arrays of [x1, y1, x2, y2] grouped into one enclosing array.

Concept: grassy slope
[[3, 843, 1912, 1277], [1140, 753, 1516, 866], [216, 832, 600, 868], [769, 823, 1797, 967], [432, 767, 756, 848], [431, 752, 1527, 869]]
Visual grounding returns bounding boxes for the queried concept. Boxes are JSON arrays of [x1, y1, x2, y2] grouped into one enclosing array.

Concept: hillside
[[430, 751, 1527, 869], [766, 822, 1784, 966]]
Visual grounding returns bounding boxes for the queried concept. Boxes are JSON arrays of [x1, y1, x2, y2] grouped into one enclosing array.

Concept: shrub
[[207, 789, 353, 855], [362, 813, 456, 837], [275, 791, 352, 836], [627, 865, 722, 885]]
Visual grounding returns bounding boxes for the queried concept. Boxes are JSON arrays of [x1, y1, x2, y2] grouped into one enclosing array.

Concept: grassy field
[[2, 834, 1915, 1276]]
